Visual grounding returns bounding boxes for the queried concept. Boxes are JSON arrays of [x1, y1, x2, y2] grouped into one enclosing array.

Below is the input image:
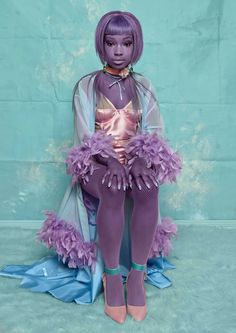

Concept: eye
[[105, 41, 113, 47], [124, 41, 132, 47]]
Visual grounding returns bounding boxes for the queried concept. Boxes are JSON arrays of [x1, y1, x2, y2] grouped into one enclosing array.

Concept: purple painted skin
[[79, 26, 161, 308]]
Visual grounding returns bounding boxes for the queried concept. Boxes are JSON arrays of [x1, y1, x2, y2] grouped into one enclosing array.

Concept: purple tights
[[80, 162, 159, 306]]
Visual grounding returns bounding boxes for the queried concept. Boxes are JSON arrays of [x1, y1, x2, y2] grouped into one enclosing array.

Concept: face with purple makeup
[[104, 34, 134, 70]]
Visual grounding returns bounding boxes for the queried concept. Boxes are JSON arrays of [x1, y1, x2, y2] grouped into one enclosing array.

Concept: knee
[[99, 182, 126, 206], [132, 182, 159, 204]]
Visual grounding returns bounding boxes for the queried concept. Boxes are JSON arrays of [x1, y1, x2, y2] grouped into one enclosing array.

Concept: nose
[[114, 44, 123, 56]]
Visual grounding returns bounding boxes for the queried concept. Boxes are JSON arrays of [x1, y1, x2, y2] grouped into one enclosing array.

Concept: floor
[[0, 222, 235, 333]]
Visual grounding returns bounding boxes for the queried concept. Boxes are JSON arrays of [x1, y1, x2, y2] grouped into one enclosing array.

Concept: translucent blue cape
[[0, 71, 177, 304]]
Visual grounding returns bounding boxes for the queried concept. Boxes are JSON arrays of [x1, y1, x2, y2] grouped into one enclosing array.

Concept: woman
[[0, 11, 182, 324]]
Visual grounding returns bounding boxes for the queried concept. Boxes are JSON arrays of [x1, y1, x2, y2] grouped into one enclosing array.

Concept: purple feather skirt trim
[[124, 132, 183, 184], [65, 130, 117, 186], [36, 210, 97, 273], [36, 211, 177, 272], [148, 216, 178, 258]]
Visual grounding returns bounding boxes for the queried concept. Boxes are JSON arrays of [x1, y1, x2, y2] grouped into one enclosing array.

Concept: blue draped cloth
[[0, 253, 175, 304]]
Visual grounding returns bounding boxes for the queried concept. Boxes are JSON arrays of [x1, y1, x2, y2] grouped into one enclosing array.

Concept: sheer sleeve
[[141, 77, 165, 137], [124, 75, 183, 185], [65, 76, 117, 186]]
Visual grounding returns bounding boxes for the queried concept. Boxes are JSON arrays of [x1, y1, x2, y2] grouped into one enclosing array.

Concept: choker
[[102, 64, 133, 100], [103, 64, 133, 78]]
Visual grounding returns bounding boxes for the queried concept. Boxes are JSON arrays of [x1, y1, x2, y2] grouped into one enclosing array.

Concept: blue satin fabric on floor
[[0, 252, 175, 304]]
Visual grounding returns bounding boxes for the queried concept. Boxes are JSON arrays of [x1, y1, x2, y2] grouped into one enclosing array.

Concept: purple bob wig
[[95, 10, 143, 66]]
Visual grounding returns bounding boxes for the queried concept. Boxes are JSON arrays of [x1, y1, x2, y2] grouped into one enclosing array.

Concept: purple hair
[[95, 10, 143, 66], [72, 11, 157, 112]]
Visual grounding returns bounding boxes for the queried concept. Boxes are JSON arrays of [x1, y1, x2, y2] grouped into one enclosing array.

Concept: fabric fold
[[0, 254, 176, 304]]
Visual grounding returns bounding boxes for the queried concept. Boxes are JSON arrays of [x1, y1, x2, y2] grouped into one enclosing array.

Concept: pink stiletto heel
[[102, 266, 126, 324], [126, 261, 147, 321]]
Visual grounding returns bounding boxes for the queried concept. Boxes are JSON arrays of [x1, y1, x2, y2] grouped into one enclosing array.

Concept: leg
[[127, 179, 159, 306], [80, 163, 126, 306]]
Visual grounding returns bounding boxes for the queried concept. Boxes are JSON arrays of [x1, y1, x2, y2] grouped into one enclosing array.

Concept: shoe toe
[[127, 305, 147, 321]]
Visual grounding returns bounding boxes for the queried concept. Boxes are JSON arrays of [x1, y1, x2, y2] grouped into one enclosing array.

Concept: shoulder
[[132, 72, 157, 99], [132, 72, 155, 96], [132, 72, 152, 87], [72, 70, 101, 95]]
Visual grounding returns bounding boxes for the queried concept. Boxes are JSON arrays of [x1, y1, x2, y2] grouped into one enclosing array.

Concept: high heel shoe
[[126, 261, 147, 321], [102, 265, 126, 324]]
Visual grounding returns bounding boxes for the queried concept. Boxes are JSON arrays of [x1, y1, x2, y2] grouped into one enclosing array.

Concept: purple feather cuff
[[65, 130, 117, 186], [36, 210, 97, 272], [124, 132, 183, 184], [148, 217, 178, 258]]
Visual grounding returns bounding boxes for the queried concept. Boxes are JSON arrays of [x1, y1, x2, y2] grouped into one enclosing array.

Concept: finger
[[117, 174, 122, 190], [135, 175, 142, 190], [108, 173, 115, 188], [148, 169, 160, 187], [148, 173, 159, 187], [102, 170, 110, 184], [121, 174, 127, 191], [128, 174, 133, 189], [141, 174, 151, 189]]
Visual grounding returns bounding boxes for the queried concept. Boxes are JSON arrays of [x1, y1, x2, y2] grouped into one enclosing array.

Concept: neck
[[104, 65, 127, 75]]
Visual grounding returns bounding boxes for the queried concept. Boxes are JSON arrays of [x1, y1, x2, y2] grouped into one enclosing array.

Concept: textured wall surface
[[0, 0, 235, 221]]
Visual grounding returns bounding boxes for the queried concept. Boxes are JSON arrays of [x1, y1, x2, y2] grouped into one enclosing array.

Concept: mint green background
[[0, 0, 235, 221]]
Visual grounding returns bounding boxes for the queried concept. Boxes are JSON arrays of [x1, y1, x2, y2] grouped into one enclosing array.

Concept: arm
[[125, 77, 182, 185], [65, 78, 118, 186]]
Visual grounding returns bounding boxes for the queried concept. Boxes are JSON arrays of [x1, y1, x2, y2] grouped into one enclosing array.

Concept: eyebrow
[[105, 36, 133, 41]]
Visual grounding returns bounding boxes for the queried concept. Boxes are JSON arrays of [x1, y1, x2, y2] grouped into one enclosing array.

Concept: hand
[[128, 157, 159, 190], [102, 157, 129, 191]]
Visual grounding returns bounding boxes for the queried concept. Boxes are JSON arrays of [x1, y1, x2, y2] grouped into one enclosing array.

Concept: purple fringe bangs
[[36, 210, 97, 273], [148, 217, 178, 258], [36, 211, 177, 272], [125, 132, 183, 184], [65, 130, 117, 185]]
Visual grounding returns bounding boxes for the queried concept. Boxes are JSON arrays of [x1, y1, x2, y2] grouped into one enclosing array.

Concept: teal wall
[[0, 0, 235, 221]]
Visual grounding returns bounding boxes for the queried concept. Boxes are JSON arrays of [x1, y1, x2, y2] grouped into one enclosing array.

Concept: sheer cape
[[0, 71, 182, 304]]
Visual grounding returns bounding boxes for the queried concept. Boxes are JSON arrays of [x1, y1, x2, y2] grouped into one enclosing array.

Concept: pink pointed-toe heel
[[102, 266, 126, 324], [126, 261, 147, 321]]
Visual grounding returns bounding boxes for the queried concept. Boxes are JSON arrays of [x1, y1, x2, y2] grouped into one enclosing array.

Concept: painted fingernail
[[123, 185, 126, 191], [118, 184, 121, 190], [102, 179, 104, 184], [147, 183, 151, 189], [108, 182, 111, 187], [138, 185, 141, 190]]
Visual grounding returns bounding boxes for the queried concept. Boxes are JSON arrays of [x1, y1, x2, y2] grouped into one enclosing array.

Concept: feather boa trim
[[65, 130, 117, 186], [148, 217, 178, 258], [124, 131, 183, 184], [36, 211, 177, 271], [35, 210, 97, 272]]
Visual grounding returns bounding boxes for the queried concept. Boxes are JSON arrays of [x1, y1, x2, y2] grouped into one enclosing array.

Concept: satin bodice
[[95, 93, 142, 165]]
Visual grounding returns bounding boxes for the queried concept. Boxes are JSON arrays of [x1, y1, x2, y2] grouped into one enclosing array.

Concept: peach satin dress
[[95, 93, 142, 165]]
